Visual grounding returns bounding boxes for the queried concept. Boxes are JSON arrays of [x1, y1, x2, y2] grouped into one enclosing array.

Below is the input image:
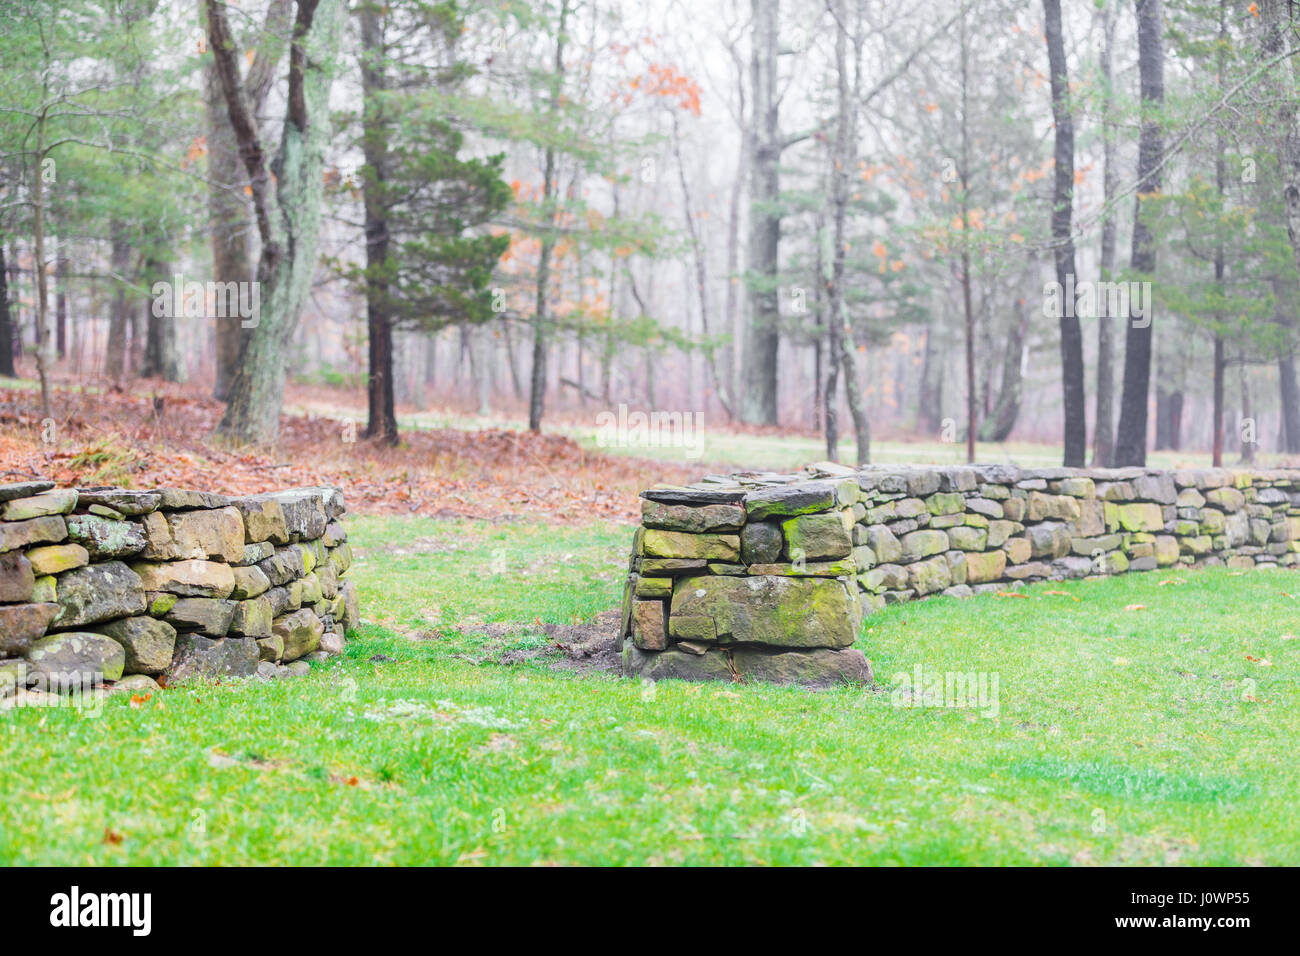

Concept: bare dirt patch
[[495, 609, 623, 677]]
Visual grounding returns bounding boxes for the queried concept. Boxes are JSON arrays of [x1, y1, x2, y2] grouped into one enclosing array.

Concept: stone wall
[[622, 463, 1300, 686], [0, 482, 357, 697]]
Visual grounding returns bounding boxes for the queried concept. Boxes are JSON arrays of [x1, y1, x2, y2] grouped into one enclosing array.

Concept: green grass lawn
[[2, 514, 1296, 865]]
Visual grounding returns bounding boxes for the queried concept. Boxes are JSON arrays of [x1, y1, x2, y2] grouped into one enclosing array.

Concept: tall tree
[[528, 0, 570, 433], [1043, 0, 1086, 466], [740, 0, 784, 425], [1114, 0, 1165, 466], [1257, 0, 1300, 453], [205, 0, 293, 402], [824, 0, 871, 464], [354, 0, 511, 445], [1093, 0, 1118, 466], [205, 0, 345, 445]]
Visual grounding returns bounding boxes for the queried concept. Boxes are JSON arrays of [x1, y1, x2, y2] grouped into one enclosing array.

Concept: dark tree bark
[[55, 249, 67, 360], [139, 257, 185, 383], [917, 326, 943, 434], [0, 243, 13, 377], [359, 1, 397, 445], [1114, 0, 1164, 466], [978, 302, 1030, 443], [1043, 0, 1086, 466], [105, 222, 130, 381]]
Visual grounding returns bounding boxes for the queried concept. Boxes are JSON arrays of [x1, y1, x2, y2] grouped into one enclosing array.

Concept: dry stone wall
[[0, 482, 357, 698], [623, 463, 1300, 687]]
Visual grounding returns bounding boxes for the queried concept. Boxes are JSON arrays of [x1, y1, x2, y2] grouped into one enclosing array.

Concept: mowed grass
[[1, 514, 1297, 865]]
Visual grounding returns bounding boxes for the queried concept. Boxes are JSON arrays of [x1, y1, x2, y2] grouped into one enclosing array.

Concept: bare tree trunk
[[106, 223, 129, 381], [828, 0, 870, 465], [32, 114, 53, 419], [1093, 0, 1118, 466], [528, 0, 570, 433], [0, 243, 13, 378], [740, 0, 782, 425], [207, 0, 345, 445], [1044, 0, 1086, 466], [205, 0, 292, 403], [979, 300, 1030, 442], [1114, 0, 1164, 466], [139, 257, 186, 383], [1239, 359, 1256, 463], [359, 0, 397, 444], [959, 3, 976, 463]]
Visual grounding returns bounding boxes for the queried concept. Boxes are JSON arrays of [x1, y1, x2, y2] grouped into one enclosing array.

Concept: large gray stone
[[92, 616, 176, 675], [163, 598, 237, 636], [0, 550, 35, 602], [66, 513, 147, 559], [26, 632, 125, 689], [230, 496, 290, 545], [261, 491, 327, 541], [0, 603, 59, 656], [731, 647, 873, 689], [0, 480, 54, 503], [166, 633, 259, 682], [274, 608, 324, 661], [75, 488, 161, 515], [131, 559, 235, 598], [52, 561, 146, 628], [744, 482, 839, 520], [622, 642, 735, 682], [781, 512, 852, 561], [641, 500, 745, 533], [668, 575, 859, 648], [0, 514, 66, 554], [1, 488, 78, 520]]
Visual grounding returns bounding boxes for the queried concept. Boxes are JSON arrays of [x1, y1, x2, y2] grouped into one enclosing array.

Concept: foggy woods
[[2, 0, 1300, 468]]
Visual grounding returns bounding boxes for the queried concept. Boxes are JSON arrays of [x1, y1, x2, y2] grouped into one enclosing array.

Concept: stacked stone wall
[[0, 482, 357, 697], [623, 464, 1300, 686]]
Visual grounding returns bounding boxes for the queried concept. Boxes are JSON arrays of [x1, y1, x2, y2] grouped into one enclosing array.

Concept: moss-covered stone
[[668, 575, 858, 648], [781, 511, 852, 561], [965, 549, 1007, 584], [641, 500, 744, 533], [1, 488, 78, 520], [27, 632, 125, 688], [66, 514, 146, 559], [925, 492, 964, 516], [907, 556, 951, 595], [25, 543, 89, 576], [946, 526, 987, 552], [899, 529, 948, 562], [93, 616, 176, 675], [642, 529, 740, 561]]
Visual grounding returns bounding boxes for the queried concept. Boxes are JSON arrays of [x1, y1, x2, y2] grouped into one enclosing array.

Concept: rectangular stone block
[[642, 529, 740, 561], [668, 575, 858, 648]]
